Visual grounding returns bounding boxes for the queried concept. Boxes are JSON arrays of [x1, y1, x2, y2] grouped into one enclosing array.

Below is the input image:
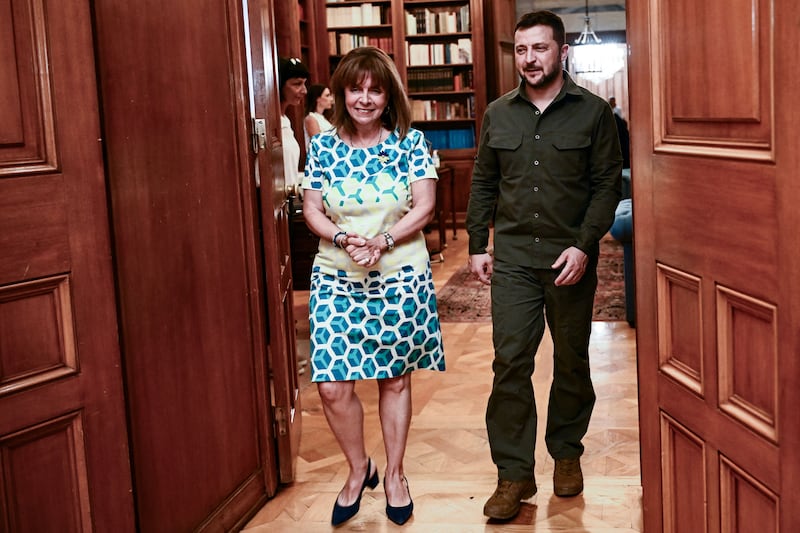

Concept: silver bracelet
[[383, 231, 395, 251]]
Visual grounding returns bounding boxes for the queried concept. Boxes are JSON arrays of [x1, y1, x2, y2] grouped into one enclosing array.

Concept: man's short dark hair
[[515, 11, 566, 48]]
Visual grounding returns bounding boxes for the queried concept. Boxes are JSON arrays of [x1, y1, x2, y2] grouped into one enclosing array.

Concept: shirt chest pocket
[[487, 133, 524, 177], [551, 134, 591, 178]]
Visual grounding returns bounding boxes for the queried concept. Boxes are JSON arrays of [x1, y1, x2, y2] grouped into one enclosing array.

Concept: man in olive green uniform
[[466, 11, 622, 521]]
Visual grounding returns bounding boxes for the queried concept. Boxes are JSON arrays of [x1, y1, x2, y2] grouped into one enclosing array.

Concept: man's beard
[[525, 66, 561, 89]]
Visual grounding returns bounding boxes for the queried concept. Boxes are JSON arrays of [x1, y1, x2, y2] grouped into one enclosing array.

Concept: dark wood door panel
[[0, 177, 70, 286], [1, 412, 92, 533], [654, 0, 772, 151], [0, 275, 77, 397], [0, 0, 57, 174], [248, 0, 302, 483], [630, 0, 800, 530], [93, 0, 276, 530], [0, 0, 134, 531], [650, 155, 778, 297]]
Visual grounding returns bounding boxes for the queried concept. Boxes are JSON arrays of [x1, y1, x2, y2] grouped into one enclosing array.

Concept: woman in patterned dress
[[302, 46, 445, 526]]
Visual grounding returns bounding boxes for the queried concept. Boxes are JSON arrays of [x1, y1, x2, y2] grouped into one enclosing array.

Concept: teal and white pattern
[[303, 128, 445, 382]]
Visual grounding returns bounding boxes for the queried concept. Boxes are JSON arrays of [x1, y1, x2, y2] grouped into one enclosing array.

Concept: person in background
[[466, 11, 622, 521], [304, 83, 334, 147], [278, 56, 310, 375], [301, 46, 445, 527], [278, 57, 309, 195], [608, 95, 623, 118], [613, 109, 630, 169]]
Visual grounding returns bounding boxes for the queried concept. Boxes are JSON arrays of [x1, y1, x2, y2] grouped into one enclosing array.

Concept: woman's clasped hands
[[340, 232, 384, 268]]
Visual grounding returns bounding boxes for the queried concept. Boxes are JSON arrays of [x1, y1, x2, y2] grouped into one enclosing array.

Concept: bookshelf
[[276, 0, 324, 82], [323, 0, 396, 73], [402, 0, 485, 156], [401, 0, 486, 225]]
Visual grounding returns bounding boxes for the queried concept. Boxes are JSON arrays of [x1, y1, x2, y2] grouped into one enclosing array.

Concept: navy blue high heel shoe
[[385, 476, 414, 525], [331, 458, 379, 526]]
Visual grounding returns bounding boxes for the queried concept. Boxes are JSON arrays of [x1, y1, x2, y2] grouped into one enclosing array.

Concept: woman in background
[[278, 56, 310, 373], [304, 83, 334, 147], [278, 57, 309, 194], [302, 46, 444, 527]]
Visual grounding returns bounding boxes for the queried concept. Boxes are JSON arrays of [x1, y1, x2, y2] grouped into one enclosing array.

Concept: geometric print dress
[[302, 127, 445, 382]]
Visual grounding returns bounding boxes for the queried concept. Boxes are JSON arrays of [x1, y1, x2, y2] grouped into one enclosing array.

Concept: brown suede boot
[[483, 478, 537, 520], [553, 458, 583, 497]]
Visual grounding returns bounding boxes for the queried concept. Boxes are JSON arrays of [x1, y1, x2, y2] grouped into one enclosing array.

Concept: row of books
[[326, 3, 387, 28], [420, 126, 476, 150], [405, 5, 470, 35], [406, 39, 471, 66], [329, 33, 392, 56], [407, 68, 473, 92], [410, 97, 475, 121]]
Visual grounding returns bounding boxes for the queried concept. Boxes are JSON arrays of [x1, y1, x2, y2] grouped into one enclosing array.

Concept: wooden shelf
[[409, 90, 474, 97], [405, 0, 469, 5], [327, 24, 392, 32]]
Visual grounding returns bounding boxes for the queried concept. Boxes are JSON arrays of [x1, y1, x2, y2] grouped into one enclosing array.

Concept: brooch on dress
[[377, 151, 390, 164]]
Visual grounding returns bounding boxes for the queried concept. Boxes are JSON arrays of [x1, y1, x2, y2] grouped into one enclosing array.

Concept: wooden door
[[93, 0, 282, 530], [246, 0, 303, 483], [629, 0, 800, 531], [484, 0, 517, 101], [0, 1, 134, 531]]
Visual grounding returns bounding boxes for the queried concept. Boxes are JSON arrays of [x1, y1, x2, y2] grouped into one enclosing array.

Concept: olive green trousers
[[486, 257, 598, 481]]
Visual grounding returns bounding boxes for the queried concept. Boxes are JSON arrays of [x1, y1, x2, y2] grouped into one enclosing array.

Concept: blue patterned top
[[302, 128, 437, 280]]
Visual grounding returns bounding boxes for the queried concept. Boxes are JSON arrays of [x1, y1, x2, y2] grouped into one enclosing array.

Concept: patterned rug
[[436, 237, 626, 322]]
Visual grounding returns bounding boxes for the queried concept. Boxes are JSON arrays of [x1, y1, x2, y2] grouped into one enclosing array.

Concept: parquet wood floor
[[245, 230, 642, 532]]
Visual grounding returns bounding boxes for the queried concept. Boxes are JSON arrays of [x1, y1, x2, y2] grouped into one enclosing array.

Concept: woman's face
[[282, 77, 307, 107], [317, 88, 334, 111], [344, 74, 387, 129]]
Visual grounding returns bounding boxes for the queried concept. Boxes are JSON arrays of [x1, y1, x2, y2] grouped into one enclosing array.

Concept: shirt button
[[533, 160, 539, 166], [535, 237, 540, 242], [533, 186, 539, 192], [535, 134, 541, 140], [534, 212, 539, 218], [535, 110, 540, 115]]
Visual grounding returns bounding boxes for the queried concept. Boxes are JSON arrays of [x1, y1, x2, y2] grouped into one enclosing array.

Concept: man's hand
[[468, 253, 494, 285], [552, 246, 588, 286]]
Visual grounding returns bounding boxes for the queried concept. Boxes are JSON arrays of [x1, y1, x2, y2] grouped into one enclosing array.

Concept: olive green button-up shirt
[[466, 73, 622, 268]]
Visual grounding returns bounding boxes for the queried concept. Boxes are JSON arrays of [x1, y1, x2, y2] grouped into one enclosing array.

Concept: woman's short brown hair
[[329, 47, 412, 139]]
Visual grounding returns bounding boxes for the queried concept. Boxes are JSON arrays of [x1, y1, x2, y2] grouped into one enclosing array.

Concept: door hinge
[[252, 118, 267, 153], [274, 406, 287, 436]]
